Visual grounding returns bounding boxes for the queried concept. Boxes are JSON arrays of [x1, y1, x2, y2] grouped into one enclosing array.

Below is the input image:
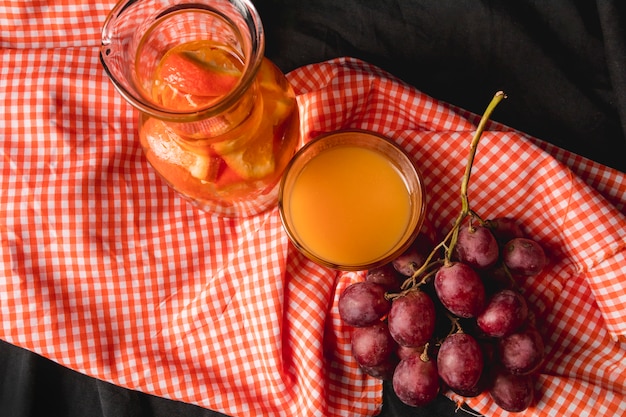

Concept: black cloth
[[259, 0, 626, 173], [0, 339, 460, 417], [2, 1, 625, 417]]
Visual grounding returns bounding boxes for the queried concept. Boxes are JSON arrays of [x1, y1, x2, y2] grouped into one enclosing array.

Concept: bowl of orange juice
[[279, 130, 426, 271]]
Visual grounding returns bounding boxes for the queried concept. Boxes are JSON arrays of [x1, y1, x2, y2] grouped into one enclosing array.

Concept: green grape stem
[[403, 91, 507, 288], [420, 342, 431, 362], [447, 313, 463, 335], [447, 91, 507, 262]]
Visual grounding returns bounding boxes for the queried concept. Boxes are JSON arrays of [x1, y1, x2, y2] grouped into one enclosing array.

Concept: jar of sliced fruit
[[101, 0, 300, 216]]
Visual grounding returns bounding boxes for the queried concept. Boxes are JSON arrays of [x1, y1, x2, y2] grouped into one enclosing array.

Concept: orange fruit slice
[[152, 44, 243, 111], [156, 83, 221, 110], [140, 117, 258, 200], [140, 118, 220, 198], [217, 127, 276, 180], [157, 50, 241, 97]]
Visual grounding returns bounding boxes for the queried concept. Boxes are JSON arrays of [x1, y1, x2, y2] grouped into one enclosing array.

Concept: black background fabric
[[259, 0, 626, 173], [2, 1, 625, 417], [0, 338, 463, 417]]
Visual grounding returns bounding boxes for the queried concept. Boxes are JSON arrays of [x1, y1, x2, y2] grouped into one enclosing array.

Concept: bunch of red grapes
[[338, 93, 549, 413], [339, 219, 548, 412]]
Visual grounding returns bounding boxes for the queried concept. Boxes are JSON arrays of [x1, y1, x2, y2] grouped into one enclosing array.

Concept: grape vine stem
[[395, 91, 507, 296], [445, 91, 507, 264]]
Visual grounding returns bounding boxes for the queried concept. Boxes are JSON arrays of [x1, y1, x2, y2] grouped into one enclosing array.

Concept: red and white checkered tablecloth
[[1, 2, 625, 416]]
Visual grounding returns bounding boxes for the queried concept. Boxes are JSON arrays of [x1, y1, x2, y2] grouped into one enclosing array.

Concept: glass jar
[[100, 0, 300, 217]]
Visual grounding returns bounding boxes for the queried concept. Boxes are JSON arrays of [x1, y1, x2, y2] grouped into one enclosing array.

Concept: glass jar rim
[[100, 0, 265, 122]]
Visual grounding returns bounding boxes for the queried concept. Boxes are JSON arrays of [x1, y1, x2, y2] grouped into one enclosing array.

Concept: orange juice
[[286, 144, 412, 267]]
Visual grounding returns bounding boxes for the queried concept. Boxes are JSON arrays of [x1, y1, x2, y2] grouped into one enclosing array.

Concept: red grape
[[392, 354, 440, 407], [451, 369, 489, 398], [338, 282, 390, 327], [489, 369, 534, 412], [387, 290, 436, 347], [503, 238, 547, 277], [477, 289, 528, 337], [455, 225, 499, 270], [360, 359, 398, 380], [351, 322, 397, 368], [397, 344, 423, 361], [366, 263, 403, 291], [437, 332, 484, 393], [486, 217, 525, 245], [480, 264, 514, 294], [434, 262, 486, 318], [498, 327, 545, 375], [392, 233, 433, 277]]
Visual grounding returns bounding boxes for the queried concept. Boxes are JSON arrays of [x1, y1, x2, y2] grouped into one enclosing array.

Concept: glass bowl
[[278, 130, 426, 271]]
